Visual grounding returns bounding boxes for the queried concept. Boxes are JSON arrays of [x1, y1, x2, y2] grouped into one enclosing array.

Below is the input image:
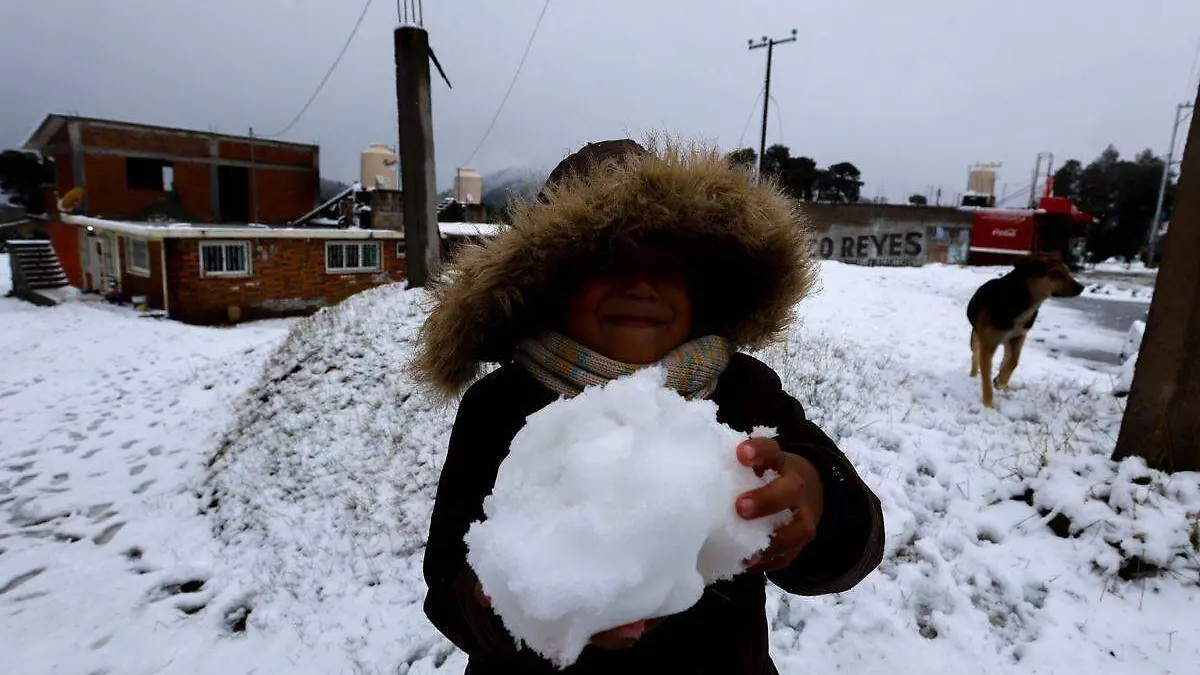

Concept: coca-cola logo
[[992, 228, 1019, 238]]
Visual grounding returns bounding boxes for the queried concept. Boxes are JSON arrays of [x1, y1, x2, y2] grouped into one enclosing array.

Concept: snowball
[[464, 367, 788, 668]]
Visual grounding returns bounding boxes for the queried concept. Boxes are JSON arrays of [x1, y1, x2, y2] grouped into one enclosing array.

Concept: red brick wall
[[83, 155, 162, 219], [219, 140, 315, 168], [252, 169, 318, 224], [43, 220, 83, 287], [82, 124, 210, 158], [174, 162, 213, 222], [60, 122, 317, 225], [166, 237, 406, 324], [116, 236, 165, 309]]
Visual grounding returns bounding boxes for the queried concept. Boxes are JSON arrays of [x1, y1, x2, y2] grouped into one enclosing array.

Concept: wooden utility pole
[[748, 30, 797, 176], [1113, 80, 1200, 472], [395, 25, 440, 287]]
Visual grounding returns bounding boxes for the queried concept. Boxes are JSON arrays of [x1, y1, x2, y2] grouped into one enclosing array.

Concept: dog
[[967, 256, 1085, 407]]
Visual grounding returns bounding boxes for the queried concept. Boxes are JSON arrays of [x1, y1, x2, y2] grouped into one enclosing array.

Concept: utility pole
[[395, 24, 440, 287], [1147, 101, 1194, 264], [249, 127, 259, 224], [748, 29, 797, 176]]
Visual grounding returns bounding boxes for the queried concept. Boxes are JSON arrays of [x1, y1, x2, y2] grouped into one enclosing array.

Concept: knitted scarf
[[515, 332, 733, 400]]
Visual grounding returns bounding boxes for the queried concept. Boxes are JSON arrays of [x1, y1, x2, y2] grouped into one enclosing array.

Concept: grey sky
[[2, 0, 1198, 203]]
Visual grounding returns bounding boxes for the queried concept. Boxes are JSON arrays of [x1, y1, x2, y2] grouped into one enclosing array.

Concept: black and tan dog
[[967, 256, 1085, 407]]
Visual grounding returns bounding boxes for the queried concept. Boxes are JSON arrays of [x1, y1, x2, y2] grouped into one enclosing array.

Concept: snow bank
[[1083, 282, 1154, 303], [204, 283, 465, 672], [467, 369, 783, 667], [191, 261, 1198, 674], [1113, 320, 1145, 396]]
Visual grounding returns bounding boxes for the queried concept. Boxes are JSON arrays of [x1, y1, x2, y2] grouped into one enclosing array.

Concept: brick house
[[23, 114, 319, 224], [13, 114, 504, 324], [59, 215, 406, 324]]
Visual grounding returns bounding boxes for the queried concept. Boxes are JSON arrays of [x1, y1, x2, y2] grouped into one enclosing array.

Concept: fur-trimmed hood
[[415, 142, 817, 398]]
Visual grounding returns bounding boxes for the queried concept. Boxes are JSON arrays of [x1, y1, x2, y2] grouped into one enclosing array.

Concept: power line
[[462, 0, 551, 168], [736, 87, 764, 148], [1187, 32, 1200, 97], [261, 0, 376, 138], [770, 94, 784, 147]]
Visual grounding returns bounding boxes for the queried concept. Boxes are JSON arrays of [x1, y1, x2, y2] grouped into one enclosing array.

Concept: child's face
[[562, 248, 694, 364]]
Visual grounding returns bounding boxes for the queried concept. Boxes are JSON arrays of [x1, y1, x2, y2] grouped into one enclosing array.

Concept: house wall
[[803, 203, 975, 266], [42, 220, 84, 287], [116, 237, 165, 309], [251, 170, 319, 224], [166, 237, 406, 324], [46, 120, 319, 225]]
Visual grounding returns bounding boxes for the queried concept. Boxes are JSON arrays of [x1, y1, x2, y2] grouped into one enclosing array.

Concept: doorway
[[84, 232, 118, 292], [218, 166, 250, 223]]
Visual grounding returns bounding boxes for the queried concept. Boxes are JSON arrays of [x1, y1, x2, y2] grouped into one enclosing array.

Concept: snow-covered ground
[[2, 258, 1197, 675]]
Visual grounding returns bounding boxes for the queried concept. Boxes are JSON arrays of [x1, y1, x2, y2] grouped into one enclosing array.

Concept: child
[[416, 140, 884, 674]]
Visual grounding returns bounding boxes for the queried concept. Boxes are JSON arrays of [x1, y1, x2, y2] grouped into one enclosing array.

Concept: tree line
[[726, 145, 864, 204], [1052, 145, 1174, 262]]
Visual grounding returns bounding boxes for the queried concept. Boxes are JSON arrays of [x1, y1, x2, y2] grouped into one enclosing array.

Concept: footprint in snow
[[129, 464, 147, 476], [93, 522, 125, 546], [0, 567, 46, 596]]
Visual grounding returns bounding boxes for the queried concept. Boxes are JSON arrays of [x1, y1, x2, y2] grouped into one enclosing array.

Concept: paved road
[[1055, 295, 1150, 365], [1058, 296, 1150, 333]]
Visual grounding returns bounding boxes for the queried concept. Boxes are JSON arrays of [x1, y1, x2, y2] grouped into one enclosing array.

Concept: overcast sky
[[2, 0, 1199, 202]]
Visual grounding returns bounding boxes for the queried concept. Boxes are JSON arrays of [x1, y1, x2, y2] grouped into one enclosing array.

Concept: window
[[200, 242, 251, 277], [396, 241, 406, 258], [126, 157, 175, 191], [127, 238, 151, 277], [326, 242, 381, 273]]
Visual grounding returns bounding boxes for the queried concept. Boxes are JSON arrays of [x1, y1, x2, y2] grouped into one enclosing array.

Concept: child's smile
[[563, 248, 694, 364]]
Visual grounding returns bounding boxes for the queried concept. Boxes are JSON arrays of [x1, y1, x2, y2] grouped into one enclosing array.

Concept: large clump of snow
[[467, 368, 784, 667]]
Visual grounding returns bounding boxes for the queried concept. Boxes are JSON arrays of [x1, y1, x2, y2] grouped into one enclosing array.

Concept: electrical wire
[[1186, 32, 1200, 99], [261, 0, 376, 138], [735, 87, 764, 149], [770, 94, 784, 147], [462, 0, 551, 167]]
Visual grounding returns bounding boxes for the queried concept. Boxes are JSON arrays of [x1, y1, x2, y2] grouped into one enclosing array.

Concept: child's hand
[[589, 618, 664, 650], [735, 438, 824, 572]]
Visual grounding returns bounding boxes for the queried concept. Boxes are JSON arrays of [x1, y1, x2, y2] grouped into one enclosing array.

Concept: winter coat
[[414, 141, 885, 673], [424, 356, 884, 674]]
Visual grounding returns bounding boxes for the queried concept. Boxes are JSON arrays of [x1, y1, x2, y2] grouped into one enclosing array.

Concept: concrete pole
[[748, 30, 796, 177], [1113, 82, 1200, 472], [395, 25, 441, 287]]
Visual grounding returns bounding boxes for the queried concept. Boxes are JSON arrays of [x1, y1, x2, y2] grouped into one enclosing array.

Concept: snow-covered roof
[[61, 215, 406, 240], [438, 222, 504, 238], [60, 215, 505, 241]]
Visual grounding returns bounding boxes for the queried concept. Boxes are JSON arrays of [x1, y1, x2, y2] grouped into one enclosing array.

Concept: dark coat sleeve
[[422, 369, 551, 661], [737, 356, 885, 596]]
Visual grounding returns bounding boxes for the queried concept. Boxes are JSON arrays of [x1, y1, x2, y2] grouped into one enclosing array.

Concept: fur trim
[[415, 142, 817, 398]]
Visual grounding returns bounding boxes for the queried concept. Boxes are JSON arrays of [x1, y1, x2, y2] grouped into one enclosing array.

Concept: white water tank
[[967, 164, 998, 197], [361, 144, 398, 190], [453, 168, 483, 204]]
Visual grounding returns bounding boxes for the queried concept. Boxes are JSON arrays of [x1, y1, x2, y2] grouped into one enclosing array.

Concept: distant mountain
[[480, 168, 546, 209], [320, 178, 353, 203], [437, 168, 547, 210]]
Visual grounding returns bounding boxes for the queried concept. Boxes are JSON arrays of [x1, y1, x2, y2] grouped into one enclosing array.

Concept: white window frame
[[326, 241, 382, 274], [126, 237, 151, 278], [199, 240, 252, 278]]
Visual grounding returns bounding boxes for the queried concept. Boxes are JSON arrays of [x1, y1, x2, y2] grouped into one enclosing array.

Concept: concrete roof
[[22, 114, 319, 153], [62, 215, 405, 241]]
